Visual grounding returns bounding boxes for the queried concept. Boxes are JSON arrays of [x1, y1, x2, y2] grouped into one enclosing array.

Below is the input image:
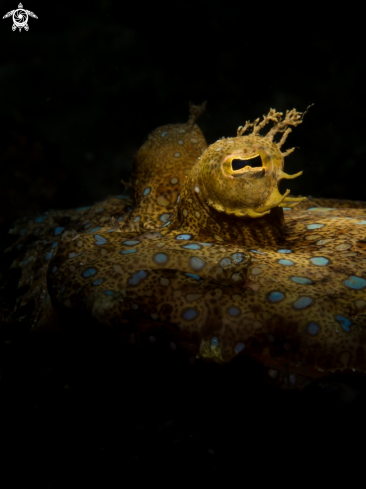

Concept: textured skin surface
[[3, 107, 366, 383]]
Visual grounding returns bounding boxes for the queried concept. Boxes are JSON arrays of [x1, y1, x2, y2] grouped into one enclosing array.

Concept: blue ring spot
[[307, 223, 325, 230], [121, 249, 137, 255], [183, 308, 197, 320], [293, 296, 313, 309], [133, 216, 141, 222], [336, 315, 352, 332], [92, 278, 104, 286], [76, 206, 92, 211], [83, 268, 97, 278], [268, 291, 285, 302], [278, 259, 294, 266], [344, 276, 366, 290], [143, 187, 151, 196], [231, 253, 244, 262], [94, 234, 107, 245], [176, 234, 192, 240], [129, 270, 147, 285], [307, 322, 319, 335], [234, 342, 245, 354], [310, 257, 329, 266], [291, 276, 313, 285], [220, 257, 232, 267], [159, 213, 170, 222], [123, 240, 141, 246], [185, 273, 200, 280], [35, 215, 47, 223], [161, 131, 168, 137], [54, 227, 65, 236], [228, 306, 240, 316], [182, 243, 201, 250], [211, 337, 219, 347], [278, 249, 292, 254], [190, 256, 206, 270], [154, 253, 169, 264]]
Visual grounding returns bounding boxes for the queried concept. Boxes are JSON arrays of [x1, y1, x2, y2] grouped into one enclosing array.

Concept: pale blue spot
[[185, 273, 200, 280], [123, 240, 140, 246], [232, 253, 244, 262], [344, 276, 366, 290], [190, 256, 206, 270], [76, 206, 92, 211], [92, 278, 104, 286], [283, 208, 292, 211], [307, 323, 319, 335], [220, 257, 232, 267], [22, 257, 33, 266], [250, 249, 266, 254], [211, 337, 219, 347], [20, 229, 26, 236], [154, 253, 169, 264], [159, 213, 170, 222], [143, 187, 151, 196], [278, 249, 292, 254], [104, 290, 114, 295], [115, 195, 129, 199], [177, 234, 192, 240], [278, 259, 294, 266], [199, 243, 213, 247], [134, 216, 141, 222], [54, 227, 65, 236], [183, 308, 197, 320], [336, 315, 352, 332], [107, 228, 114, 232], [96, 208, 104, 213], [117, 216, 124, 221], [162, 221, 171, 227], [84, 223, 92, 229], [291, 276, 313, 285], [307, 223, 325, 230], [307, 207, 335, 211], [94, 234, 107, 245], [129, 270, 147, 285], [228, 306, 240, 316], [83, 268, 97, 278], [121, 249, 137, 254], [235, 342, 245, 353], [51, 266, 57, 274], [68, 251, 84, 259], [310, 257, 329, 266], [52, 242, 58, 248], [268, 291, 285, 302], [45, 252, 53, 260], [182, 243, 201, 250], [356, 220, 366, 225], [16, 244, 23, 250], [35, 215, 47, 223], [293, 296, 313, 309], [161, 131, 168, 137], [88, 227, 101, 233]]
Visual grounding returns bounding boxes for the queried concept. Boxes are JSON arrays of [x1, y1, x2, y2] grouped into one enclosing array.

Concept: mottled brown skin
[[4, 106, 366, 387]]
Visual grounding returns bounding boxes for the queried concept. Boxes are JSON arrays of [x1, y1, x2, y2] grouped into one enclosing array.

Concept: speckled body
[[4, 106, 366, 384]]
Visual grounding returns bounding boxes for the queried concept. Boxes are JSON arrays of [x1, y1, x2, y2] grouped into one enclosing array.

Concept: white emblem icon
[[3, 3, 38, 31]]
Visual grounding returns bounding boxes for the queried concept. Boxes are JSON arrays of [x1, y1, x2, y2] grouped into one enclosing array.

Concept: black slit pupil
[[232, 155, 262, 171]]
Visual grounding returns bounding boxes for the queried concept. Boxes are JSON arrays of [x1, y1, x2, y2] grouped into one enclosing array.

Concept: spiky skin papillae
[[3, 106, 366, 388]]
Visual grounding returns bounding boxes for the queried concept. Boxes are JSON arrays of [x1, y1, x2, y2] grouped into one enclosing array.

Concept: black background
[[1, 1, 365, 485]]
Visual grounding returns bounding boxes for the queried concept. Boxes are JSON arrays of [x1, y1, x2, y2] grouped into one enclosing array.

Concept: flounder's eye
[[231, 154, 262, 171]]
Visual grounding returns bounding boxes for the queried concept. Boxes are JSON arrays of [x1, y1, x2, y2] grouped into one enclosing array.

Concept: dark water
[[1, 1, 365, 484]]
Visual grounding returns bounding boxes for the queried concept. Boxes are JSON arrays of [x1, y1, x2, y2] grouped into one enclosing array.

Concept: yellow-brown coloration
[[3, 104, 366, 387]]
